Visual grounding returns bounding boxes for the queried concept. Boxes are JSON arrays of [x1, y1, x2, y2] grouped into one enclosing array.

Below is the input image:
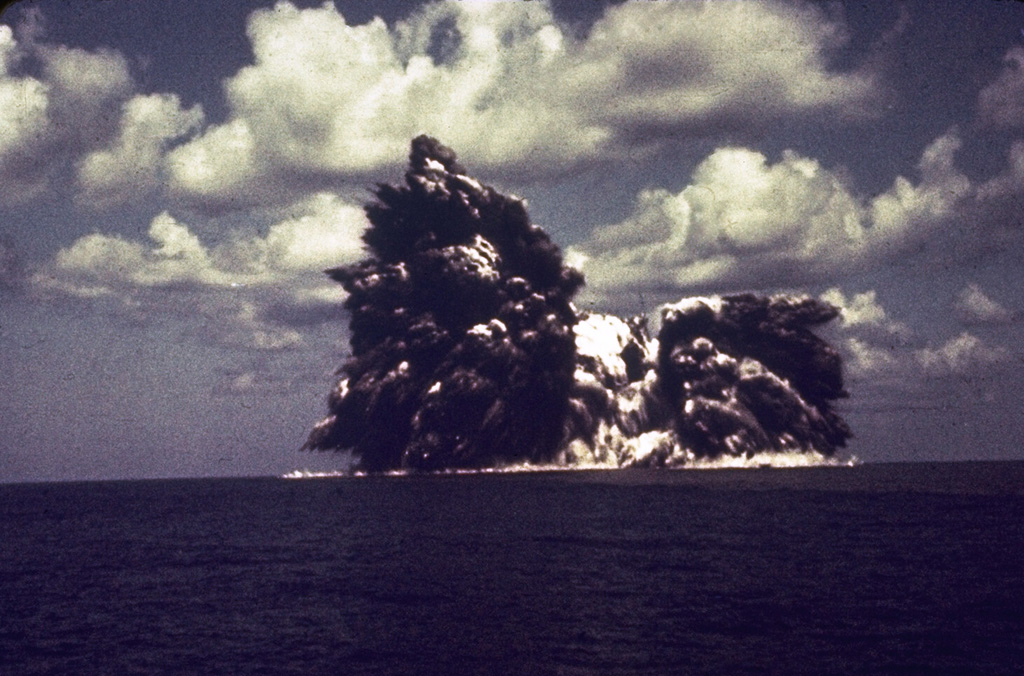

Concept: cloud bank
[[165, 0, 877, 209], [19, 1, 1023, 372], [572, 130, 971, 298], [822, 287, 1011, 380], [76, 94, 203, 209], [0, 22, 203, 209], [33, 194, 367, 349]]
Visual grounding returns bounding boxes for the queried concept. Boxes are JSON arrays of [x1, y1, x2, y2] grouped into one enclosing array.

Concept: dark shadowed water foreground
[[2, 461, 1024, 675]]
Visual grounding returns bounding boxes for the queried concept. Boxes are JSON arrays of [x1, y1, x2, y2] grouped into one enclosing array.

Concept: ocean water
[[2, 462, 1023, 675]]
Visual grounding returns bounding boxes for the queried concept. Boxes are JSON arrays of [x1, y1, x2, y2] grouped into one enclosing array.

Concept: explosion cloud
[[305, 137, 851, 471]]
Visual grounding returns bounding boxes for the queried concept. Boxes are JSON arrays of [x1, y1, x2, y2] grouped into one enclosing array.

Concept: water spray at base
[[304, 137, 851, 472]]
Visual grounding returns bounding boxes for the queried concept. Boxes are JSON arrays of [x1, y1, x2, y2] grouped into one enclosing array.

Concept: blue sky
[[1, 0, 1023, 482]]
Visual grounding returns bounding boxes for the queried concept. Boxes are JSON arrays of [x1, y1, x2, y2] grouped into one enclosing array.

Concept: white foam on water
[[283, 446, 857, 479], [685, 449, 854, 470], [280, 469, 349, 479]]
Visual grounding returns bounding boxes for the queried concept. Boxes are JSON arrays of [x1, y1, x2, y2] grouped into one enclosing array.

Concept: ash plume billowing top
[[305, 136, 583, 471], [305, 137, 851, 471]]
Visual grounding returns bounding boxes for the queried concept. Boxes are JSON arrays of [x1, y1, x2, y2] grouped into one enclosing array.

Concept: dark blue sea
[[2, 462, 1024, 675]]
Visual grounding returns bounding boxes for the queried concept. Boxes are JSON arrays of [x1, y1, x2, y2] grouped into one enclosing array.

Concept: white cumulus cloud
[[166, 0, 879, 210], [0, 24, 134, 204], [819, 288, 910, 378], [841, 336, 900, 378], [573, 130, 970, 297], [47, 211, 224, 297], [820, 288, 910, 336], [819, 288, 1010, 380], [33, 194, 366, 349], [76, 94, 204, 209]]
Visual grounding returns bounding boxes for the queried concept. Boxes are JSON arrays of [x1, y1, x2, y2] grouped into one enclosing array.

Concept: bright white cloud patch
[[44, 195, 365, 293], [164, 118, 265, 208], [167, 0, 877, 209], [821, 288, 910, 336], [48, 212, 224, 294], [867, 131, 970, 247], [34, 195, 366, 348], [574, 1, 875, 127], [572, 146, 865, 291], [77, 94, 203, 209], [256, 193, 367, 272], [840, 336, 899, 377], [0, 25, 134, 204], [819, 288, 908, 378], [574, 130, 970, 296], [0, 28, 50, 199]]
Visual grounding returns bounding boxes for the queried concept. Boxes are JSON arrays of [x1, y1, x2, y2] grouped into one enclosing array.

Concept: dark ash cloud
[[305, 136, 583, 471], [564, 296, 850, 467], [305, 138, 851, 471]]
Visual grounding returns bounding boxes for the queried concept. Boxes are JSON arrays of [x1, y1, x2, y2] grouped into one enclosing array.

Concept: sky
[[1, 0, 1023, 483]]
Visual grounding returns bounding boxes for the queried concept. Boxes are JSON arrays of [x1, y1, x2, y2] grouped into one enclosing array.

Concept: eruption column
[[306, 138, 851, 471]]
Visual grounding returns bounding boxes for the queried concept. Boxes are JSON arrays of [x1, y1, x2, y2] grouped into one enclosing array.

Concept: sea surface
[[2, 461, 1024, 675]]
